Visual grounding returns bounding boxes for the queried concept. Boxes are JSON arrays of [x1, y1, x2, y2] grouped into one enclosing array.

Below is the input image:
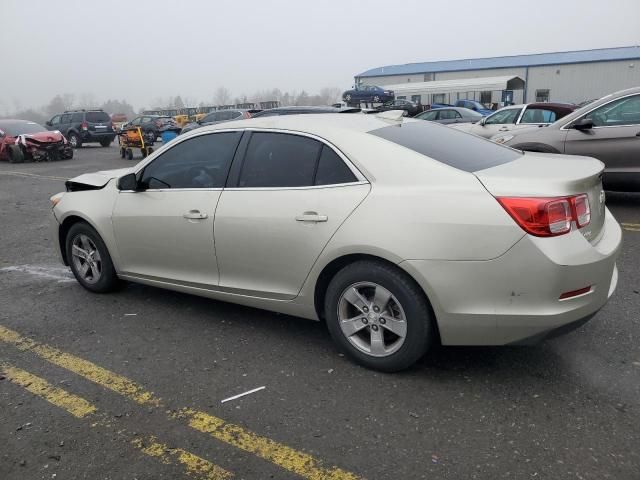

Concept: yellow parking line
[[621, 223, 640, 227], [1, 362, 232, 480], [0, 171, 66, 181], [2, 363, 96, 418], [0, 324, 362, 480]]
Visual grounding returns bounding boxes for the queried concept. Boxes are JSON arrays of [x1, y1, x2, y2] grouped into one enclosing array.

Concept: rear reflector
[[496, 194, 591, 237], [559, 286, 591, 300]]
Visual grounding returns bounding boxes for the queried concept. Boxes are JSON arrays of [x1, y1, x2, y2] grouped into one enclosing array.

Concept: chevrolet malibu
[[50, 112, 621, 371]]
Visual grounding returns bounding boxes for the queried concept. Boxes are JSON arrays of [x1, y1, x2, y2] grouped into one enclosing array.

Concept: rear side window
[[369, 121, 521, 172], [314, 146, 357, 185], [72, 113, 83, 122], [520, 108, 556, 124], [239, 133, 321, 187], [86, 112, 110, 123]]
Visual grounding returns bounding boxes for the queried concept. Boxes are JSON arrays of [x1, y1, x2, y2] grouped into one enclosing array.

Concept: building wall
[[526, 60, 640, 103], [359, 59, 640, 106]]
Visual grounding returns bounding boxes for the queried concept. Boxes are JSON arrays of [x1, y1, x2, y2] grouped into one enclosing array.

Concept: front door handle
[[183, 210, 208, 220], [295, 212, 328, 223]]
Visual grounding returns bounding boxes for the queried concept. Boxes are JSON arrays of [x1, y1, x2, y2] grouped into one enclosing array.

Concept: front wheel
[[325, 260, 435, 372], [7, 145, 25, 163], [66, 222, 120, 293]]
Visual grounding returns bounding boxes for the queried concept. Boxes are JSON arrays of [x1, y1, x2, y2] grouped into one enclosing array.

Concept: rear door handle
[[295, 212, 328, 223], [183, 210, 208, 220]]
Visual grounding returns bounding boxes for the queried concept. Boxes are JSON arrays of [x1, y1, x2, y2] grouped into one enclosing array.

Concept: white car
[[451, 103, 576, 139], [50, 112, 621, 371]]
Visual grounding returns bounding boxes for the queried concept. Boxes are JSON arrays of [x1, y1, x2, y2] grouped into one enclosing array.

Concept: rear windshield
[[86, 112, 110, 123], [368, 120, 521, 172], [0, 121, 46, 136]]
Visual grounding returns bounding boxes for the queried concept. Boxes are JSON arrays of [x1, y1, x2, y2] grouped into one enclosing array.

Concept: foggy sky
[[1, 0, 639, 113]]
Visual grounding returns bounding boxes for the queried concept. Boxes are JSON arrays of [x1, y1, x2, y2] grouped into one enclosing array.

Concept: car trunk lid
[[474, 152, 606, 244]]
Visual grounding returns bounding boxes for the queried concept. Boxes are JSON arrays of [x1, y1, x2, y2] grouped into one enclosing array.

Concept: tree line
[[1, 86, 343, 124]]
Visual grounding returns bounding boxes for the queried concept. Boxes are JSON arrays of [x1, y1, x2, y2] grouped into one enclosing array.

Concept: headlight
[[493, 135, 514, 144], [50, 192, 65, 207]]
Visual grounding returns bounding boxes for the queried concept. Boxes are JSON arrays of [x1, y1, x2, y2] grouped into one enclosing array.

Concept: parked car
[[451, 103, 576, 138], [50, 113, 620, 372], [46, 109, 115, 148], [375, 99, 422, 117], [454, 100, 494, 116], [414, 107, 483, 124], [342, 85, 394, 105], [124, 115, 177, 142], [0, 119, 73, 163], [180, 109, 254, 134], [491, 87, 640, 191], [251, 106, 360, 117]]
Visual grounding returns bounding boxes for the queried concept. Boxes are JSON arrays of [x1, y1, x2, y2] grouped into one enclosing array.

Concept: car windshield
[[369, 120, 521, 172], [1, 121, 46, 136]]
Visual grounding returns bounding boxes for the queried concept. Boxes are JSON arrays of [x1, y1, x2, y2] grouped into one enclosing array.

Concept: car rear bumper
[[400, 208, 622, 345], [81, 131, 116, 142]]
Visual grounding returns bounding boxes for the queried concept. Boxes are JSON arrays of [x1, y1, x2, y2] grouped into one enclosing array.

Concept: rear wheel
[[126, 148, 133, 160], [324, 260, 435, 372], [65, 222, 120, 293], [68, 132, 82, 148], [7, 145, 24, 163], [100, 139, 112, 147], [120, 147, 126, 159]]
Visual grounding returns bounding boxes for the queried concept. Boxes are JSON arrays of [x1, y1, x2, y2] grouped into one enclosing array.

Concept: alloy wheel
[[337, 282, 407, 357], [71, 234, 102, 285]]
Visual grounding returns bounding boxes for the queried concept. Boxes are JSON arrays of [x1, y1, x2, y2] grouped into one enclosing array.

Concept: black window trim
[[125, 129, 244, 192], [224, 128, 368, 191]]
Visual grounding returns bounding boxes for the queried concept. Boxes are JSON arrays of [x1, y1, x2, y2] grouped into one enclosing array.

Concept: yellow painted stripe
[[0, 325, 160, 407], [624, 227, 640, 232], [2, 363, 96, 418], [182, 409, 361, 480], [2, 361, 232, 480], [0, 325, 362, 480], [621, 223, 640, 228], [132, 437, 232, 480], [0, 171, 66, 181]]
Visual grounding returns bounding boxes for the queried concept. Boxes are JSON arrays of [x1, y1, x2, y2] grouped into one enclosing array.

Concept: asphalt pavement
[[0, 144, 639, 480]]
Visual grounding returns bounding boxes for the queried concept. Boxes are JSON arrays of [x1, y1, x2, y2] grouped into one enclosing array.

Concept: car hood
[[17, 130, 65, 144], [67, 168, 132, 188]]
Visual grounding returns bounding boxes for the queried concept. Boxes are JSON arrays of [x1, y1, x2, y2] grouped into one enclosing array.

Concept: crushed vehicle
[[0, 119, 73, 163]]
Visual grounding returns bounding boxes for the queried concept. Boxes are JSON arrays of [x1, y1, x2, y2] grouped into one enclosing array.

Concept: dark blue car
[[342, 85, 394, 105], [454, 99, 494, 116]]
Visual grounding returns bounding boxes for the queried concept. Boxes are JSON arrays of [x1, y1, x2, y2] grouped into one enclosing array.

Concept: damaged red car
[[0, 119, 73, 163]]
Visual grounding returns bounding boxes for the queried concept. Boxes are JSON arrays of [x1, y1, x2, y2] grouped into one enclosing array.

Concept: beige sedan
[[50, 112, 621, 371]]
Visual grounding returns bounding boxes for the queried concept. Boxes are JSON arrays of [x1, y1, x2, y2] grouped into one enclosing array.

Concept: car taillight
[[81, 121, 88, 130], [496, 194, 590, 237], [573, 194, 591, 227]]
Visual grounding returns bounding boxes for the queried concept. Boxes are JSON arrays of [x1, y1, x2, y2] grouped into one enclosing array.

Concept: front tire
[[324, 260, 435, 372], [65, 222, 120, 293], [7, 145, 24, 163]]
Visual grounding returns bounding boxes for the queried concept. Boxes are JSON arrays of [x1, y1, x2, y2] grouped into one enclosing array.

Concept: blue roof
[[356, 46, 640, 78]]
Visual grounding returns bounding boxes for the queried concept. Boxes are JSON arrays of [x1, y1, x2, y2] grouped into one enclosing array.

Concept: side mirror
[[46, 121, 52, 126], [117, 173, 140, 191], [479, 117, 487, 126], [573, 117, 594, 130]]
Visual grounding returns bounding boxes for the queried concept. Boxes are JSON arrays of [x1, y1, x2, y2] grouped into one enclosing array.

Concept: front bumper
[[400, 208, 622, 345], [50, 210, 65, 265]]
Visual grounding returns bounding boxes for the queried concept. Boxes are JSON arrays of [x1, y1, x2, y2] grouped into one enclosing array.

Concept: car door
[[59, 113, 73, 135], [436, 109, 462, 124], [112, 131, 242, 286], [564, 94, 640, 172], [472, 108, 521, 138], [214, 131, 370, 299]]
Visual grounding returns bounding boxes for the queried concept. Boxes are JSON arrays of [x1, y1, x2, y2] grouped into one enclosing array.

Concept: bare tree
[[214, 86, 231, 106], [61, 93, 75, 110], [319, 87, 342, 105], [78, 93, 97, 109]]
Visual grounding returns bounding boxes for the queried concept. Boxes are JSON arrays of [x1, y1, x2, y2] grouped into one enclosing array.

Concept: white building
[[354, 46, 640, 106]]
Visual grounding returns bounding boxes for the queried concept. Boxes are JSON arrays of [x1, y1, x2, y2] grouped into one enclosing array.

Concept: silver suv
[[492, 87, 640, 191]]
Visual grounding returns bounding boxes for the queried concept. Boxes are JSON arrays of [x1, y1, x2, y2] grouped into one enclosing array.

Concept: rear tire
[[126, 148, 133, 160], [68, 132, 82, 149], [324, 260, 435, 372], [120, 147, 126, 159], [7, 145, 24, 163], [100, 139, 112, 147], [65, 222, 120, 293]]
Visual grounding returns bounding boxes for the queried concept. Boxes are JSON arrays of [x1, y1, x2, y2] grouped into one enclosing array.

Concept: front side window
[[50, 115, 61, 125], [140, 132, 242, 189], [238, 133, 321, 188], [61, 114, 72, 123], [130, 117, 141, 125], [485, 108, 520, 125], [586, 95, 640, 127], [520, 108, 556, 124]]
